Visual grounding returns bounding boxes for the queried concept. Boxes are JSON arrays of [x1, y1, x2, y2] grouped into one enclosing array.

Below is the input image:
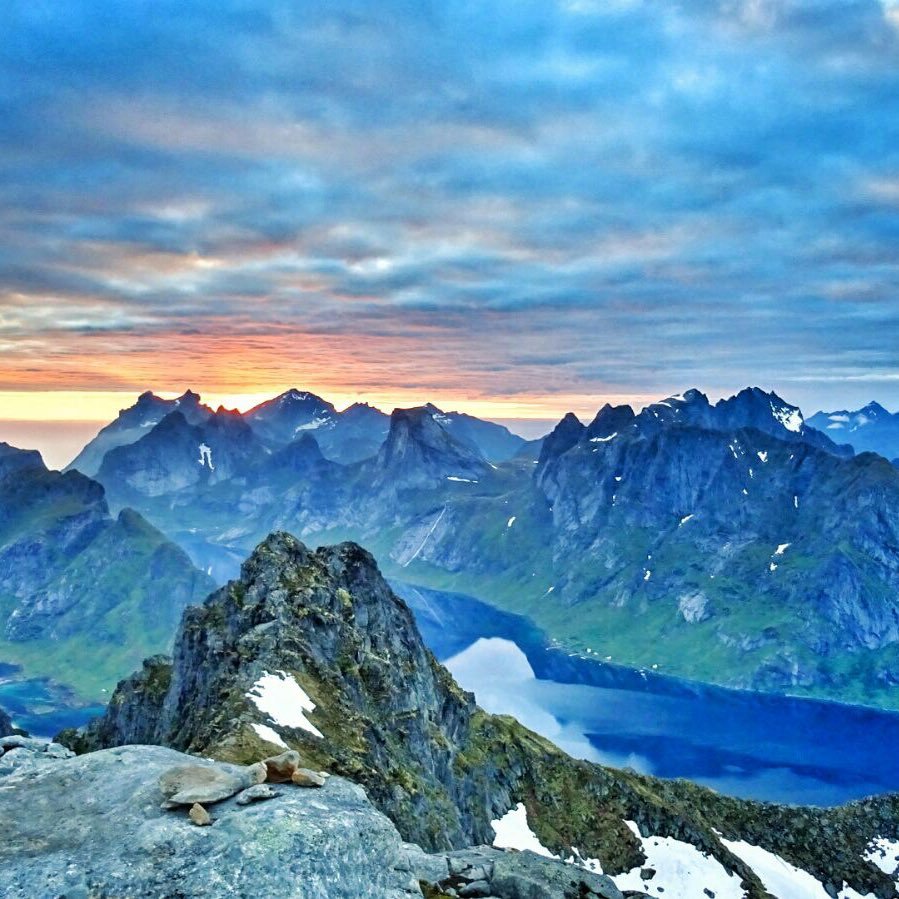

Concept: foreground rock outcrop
[[66, 533, 899, 898], [0, 744, 438, 898]]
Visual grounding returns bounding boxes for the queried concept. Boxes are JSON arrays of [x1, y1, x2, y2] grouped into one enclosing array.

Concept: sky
[[2, 0, 899, 448]]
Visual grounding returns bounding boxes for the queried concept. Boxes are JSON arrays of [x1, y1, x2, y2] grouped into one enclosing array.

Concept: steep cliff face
[[0, 706, 14, 737], [369, 407, 492, 492], [531, 404, 899, 693], [98, 408, 265, 504], [73, 534, 899, 898]]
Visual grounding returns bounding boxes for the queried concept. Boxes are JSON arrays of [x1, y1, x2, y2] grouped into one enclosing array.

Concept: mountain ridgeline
[[808, 402, 899, 464], [65, 385, 899, 708], [70, 533, 899, 899], [0, 442, 215, 693]]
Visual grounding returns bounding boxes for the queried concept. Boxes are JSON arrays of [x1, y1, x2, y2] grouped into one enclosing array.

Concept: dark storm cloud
[[1, 0, 898, 411]]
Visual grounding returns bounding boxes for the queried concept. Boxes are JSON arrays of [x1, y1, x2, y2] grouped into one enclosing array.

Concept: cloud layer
[[1, 0, 898, 414]]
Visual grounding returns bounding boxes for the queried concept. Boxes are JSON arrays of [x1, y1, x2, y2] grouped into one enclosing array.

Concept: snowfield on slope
[[247, 670, 323, 738]]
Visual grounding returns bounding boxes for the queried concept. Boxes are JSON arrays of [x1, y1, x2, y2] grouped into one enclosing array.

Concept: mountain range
[[8, 384, 899, 709], [808, 402, 899, 464], [69, 388, 526, 476]]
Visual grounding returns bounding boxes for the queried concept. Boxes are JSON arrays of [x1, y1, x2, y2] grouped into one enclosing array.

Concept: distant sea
[[0, 420, 104, 470]]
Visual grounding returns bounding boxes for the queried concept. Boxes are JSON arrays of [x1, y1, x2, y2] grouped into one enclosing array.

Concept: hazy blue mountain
[[80, 387, 899, 707], [0, 442, 214, 695], [423, 403, 525, 462], [243, 389, 339, 446], [627, 387, 852, 456], [68, 388, 527, 476], [367, 406, 493, 492], [97, 408, 266, 505], [67, 390, 212, 477], [808, 401, 899, 461], [243, 390, 397, 465]]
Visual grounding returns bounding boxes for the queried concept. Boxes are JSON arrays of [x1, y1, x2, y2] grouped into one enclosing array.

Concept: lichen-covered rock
[[0, 744, 433, 898], [434, 847, 623, 899], [0, 734, 74, 775]]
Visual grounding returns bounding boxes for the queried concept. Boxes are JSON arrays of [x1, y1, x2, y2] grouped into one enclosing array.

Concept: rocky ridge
[[66, 533, 899, 899]]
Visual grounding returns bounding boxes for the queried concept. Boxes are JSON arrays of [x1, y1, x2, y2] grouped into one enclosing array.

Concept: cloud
[[1, 0, 898, 415]]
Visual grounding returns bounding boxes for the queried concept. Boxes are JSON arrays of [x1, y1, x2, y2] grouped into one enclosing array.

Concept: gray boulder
[[158, 761, 265, 808], [0, 744, 435, 898], [439, 847, 623, 899], [0, 734, 75, 775]]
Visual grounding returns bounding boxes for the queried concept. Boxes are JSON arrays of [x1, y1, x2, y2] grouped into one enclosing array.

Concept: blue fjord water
[[0, 667, 105, 738], [394, 581, 899, 807], [5, 582, 899, 807]]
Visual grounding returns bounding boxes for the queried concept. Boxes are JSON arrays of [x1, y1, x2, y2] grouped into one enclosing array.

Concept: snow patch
[[590, 432, 618, 443], [251, 723, 288, 749], [491, 804, 556, 859], [775, 542, 791, 556], [615, 822, 744, 899], [446, 476, 478, 483], [769, 562, 778, 572], [721, 837, 875, 899], [197, 443, 215, 470], [679, 514, 694, 526], [757, 451, 768, 463], [771, 401, 804, 433], [865, 837, 899, 879], [247, 670, 323, 738], [294, 415, 331, 432], [794, 495, 800, 509], [507, 516, 517, 528], [644, 570, 652, 581]]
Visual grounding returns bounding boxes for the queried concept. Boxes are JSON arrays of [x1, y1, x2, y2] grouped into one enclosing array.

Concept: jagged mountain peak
[[248, 388, 335, 413], [586, 404, 636, 439], [373, 406, 490, 489], [808, 400, 899, 461], [265, 433, 329, 472], [243, 389, 338, 448], [670, 387, 709, 404], [861, 400, 890, 417], [537, 412, 585, 467]]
